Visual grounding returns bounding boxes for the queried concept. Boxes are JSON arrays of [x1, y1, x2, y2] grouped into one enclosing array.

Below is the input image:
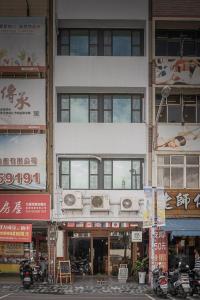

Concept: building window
[[155, 29, 200, 57], [59, 158, 143, 190], [103, 159, 143, 190], [57, 29, 144, 56], [57, 94, 143, 123], [156, 94, 200, 123], [157, 155, 200, 188]]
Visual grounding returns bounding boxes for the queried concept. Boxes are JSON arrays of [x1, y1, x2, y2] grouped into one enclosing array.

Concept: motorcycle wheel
[[179, 286, 187, 299]]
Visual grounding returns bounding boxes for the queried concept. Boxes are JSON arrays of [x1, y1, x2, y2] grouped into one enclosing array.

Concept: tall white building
[[52, 0, 149, 275]]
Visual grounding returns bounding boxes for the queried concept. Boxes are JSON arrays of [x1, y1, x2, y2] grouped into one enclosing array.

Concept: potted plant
[[135, 257, 148, 284]]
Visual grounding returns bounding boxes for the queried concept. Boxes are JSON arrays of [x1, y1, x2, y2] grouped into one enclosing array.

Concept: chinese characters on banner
[[143, 187, 154, 228], [0, 79, 45, 129], [0, 194, 50, 220], [149, 227, 168, 275], [157, 188, 166, 226], [0, 134, 46, 190], [0, 223, 32, 243], [165, 190, 200, 217], [0, 17, 45, 72]]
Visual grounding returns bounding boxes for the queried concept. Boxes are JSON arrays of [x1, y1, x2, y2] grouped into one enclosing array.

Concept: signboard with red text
[[0, 223, 32, 242], [0, 194, 50, 220], [0, 79, 45, 129], [0, 134, 46, 190]]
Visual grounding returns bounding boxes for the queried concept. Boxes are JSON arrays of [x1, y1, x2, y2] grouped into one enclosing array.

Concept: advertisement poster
[[157, 125, 200, 151], [0, 242, 24, 256], [155, 58, 200, 85], [0, 194, 50, 220], [0, 17, 45, 72], [143, 187, 154, 228], [0, 134, 46, 190], [157, 187, 165, 227], [0, 223, 32, 243], [0, 79, 45, 129]]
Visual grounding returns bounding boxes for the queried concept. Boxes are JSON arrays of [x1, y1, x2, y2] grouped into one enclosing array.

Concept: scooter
[[168, 261, 190, 298], [19, 260, 33, 289], [152, 265, 168, 297], [189, 269, 200, 296]]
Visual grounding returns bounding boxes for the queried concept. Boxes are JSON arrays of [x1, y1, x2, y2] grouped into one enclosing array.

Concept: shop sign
[[0, 194, 50, 220], [165, 189, 200, 217], [0, 17, 45, 73], [67, 222, 75, 228], [0, 242, 24, 255], [0, 79, 45, 129], [85, 222, 93, 228], [0, 223, 32, 242], [75, 222, 84, 228], [157, 188, 166, 227], [155, 58, 200, 85], [131, 231, 142, 242], [157, 125, 200, 152], [112, 222, 120, 228], [102, 222, 111, 228], [94, 222, 102, 228], [0, 134, 46, 190]]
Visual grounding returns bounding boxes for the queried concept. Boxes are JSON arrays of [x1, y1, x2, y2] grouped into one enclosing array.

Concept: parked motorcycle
[[19, 259, 33, 289], [168, 261, 190, 298], [32, 264, 42, 282], [152, 265, 168, 298], [189, 269, 200, 296], [70, 257, 91, 275]]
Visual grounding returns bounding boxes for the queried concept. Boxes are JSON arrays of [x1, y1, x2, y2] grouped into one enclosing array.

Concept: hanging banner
[[0, 223, 32, 242], [0, 79, 45, 129], [143, 187, 154, 228], [154, 228, 168, 272], [0, 17, 45, 73], [0, 134, 46, 190], [157, 187, 165, 227], [0, 194, 50, 220], [155, 58, 200, 85]]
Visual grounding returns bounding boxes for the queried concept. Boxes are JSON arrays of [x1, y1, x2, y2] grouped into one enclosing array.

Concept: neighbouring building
[[0, 0, 52, 274], [52, 0, 150, 276], [151, 0, 200, 272]]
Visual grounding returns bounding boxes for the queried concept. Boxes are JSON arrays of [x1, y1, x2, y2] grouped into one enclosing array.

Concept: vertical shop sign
[[143, 187, 154, 228], [157, 187, 166, 226]]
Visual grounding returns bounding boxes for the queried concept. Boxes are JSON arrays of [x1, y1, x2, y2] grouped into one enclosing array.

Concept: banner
[[0, 242, 24, 256], [143, 187, 154, 228], [0, 134, 46, 190], [0, 223, 32, 242], [155, 58, 200, 85], [0, 17, 45, 72], [157, 125, 200, 151], [157, 188, 165, 227], [0, 79, 45, 129], [0, 194, 50, 220]]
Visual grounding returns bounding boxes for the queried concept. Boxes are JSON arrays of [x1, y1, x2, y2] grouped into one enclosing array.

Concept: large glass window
[[157, 155, 200, 188], [58, 94, 143, 123], [155, 29, 200, 57], [59, 158, 143, 190], [156, 93, 200, 123], [58, 29, 144, 56]]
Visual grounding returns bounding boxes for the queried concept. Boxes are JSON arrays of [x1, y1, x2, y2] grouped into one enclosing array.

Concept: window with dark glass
[[59, 158, 143, 190], [57, 29, 144, 56], [155, 29, 200, 57], [58, 94, 143, 123], [155, 93, 200, 123]]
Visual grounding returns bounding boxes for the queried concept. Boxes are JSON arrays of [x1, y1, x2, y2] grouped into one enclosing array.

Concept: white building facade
[[53, 0, 149, 275]]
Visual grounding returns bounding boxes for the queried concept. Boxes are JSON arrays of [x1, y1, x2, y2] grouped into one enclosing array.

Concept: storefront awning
[[163, 219, 200, 237]]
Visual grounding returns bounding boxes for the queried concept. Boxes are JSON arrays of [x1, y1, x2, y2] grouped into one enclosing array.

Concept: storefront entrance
[[93, 238, 108, 274]]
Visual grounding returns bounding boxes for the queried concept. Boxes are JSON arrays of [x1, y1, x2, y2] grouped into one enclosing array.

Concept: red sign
[[0, 194, 50, 220], [0, 223, 32, 242], [150, 227, 168, 272]]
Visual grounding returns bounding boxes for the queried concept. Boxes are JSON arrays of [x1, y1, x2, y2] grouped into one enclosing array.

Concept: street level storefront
[[56, 222, 147, 276], [0, 194, 50, 273], [164, 189, 200, 270]]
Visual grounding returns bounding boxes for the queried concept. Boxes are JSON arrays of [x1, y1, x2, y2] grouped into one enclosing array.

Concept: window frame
[[157, 155, 200, 188]]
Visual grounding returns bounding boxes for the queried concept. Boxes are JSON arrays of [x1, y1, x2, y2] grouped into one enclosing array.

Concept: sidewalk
[[0, 274, 150, 295]]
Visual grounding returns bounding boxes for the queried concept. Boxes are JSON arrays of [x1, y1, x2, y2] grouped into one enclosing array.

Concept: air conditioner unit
[[62, 191, 83, 210], [90, 195, 110, 211], [120, 197, 139, 212]]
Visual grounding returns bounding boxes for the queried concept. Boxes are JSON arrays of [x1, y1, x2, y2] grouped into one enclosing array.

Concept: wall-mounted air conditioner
[[62, 191, 83, 210], [90, 195, 110, 211], [120, 197, 139, 211]]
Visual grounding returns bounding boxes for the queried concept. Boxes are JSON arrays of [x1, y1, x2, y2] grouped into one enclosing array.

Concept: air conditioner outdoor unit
[[120, 197, 139, 212], [90, 195, 110, 211], [62, 191, 83, 210]]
